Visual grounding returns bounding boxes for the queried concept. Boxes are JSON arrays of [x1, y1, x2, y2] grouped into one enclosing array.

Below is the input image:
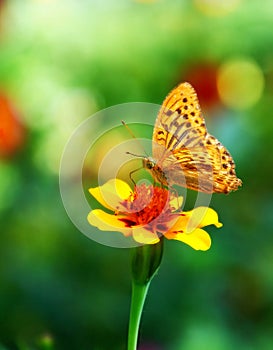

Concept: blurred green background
[[1, 0, 273, 349]]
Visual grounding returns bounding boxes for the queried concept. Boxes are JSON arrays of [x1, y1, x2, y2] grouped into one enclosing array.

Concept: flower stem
[[127, 280, 150, 350], [128, 239, 164, 350]]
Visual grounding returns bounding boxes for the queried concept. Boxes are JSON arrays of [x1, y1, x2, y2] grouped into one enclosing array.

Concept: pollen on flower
[[117, 183, 175, 232]]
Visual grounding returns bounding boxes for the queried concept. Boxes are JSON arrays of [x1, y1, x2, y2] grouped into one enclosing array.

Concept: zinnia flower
[[87, 179, 222, 251]]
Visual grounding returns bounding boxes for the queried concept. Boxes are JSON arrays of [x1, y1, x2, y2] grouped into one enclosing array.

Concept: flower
[[87, 179, 222, 251]]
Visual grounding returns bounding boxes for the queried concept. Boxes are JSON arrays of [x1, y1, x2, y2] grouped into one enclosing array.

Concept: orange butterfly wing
[[151, 82, 242, 193]]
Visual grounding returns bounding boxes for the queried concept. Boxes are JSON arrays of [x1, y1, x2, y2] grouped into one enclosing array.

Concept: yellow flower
[[87, 179, 222, 251]]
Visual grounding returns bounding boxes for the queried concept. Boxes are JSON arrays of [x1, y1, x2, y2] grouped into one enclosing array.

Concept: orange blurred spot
[[0, 94, 26, 158]]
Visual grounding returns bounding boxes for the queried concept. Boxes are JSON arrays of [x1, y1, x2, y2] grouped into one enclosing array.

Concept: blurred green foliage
[[1, 0, 273, 349]]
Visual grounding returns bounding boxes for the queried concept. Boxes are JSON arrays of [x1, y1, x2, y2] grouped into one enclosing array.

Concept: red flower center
[[117, 183, 178, 233]]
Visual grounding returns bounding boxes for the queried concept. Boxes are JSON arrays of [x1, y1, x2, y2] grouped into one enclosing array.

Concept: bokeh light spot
[[194, 0, 241, 16], [183, 63, 220, 111], [217, 58, 264, 110]]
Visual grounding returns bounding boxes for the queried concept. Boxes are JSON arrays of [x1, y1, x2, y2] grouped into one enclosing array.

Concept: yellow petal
[[89, 179, 133, 211], [132, 227, 160, 245], [166, 228, 211, 251], [185, 207, 223, 233], [166, 213, 191, 234], [87, 209, 132, 236]]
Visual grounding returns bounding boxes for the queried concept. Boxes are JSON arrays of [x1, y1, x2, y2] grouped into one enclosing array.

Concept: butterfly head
[[142, 156, 156, 170]]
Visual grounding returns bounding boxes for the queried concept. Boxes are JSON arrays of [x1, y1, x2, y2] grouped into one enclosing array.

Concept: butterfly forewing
[[150, 82, 242, 194], [153, 83, 206, 156]]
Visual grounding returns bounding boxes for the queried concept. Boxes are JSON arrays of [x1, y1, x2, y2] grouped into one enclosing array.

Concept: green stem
[[127, 239, 164, 350], [127, 280, 150, 350]]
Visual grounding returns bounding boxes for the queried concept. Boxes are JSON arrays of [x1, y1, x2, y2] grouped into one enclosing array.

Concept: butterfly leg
[[129, 166, 143, 188]]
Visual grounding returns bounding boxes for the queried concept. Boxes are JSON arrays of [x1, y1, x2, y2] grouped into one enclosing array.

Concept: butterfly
[[142, 82, 242, 194]]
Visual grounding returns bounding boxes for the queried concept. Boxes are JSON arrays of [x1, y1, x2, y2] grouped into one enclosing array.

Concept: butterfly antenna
[[121, 120, 149, 157], [126, 151, 146, 158]]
